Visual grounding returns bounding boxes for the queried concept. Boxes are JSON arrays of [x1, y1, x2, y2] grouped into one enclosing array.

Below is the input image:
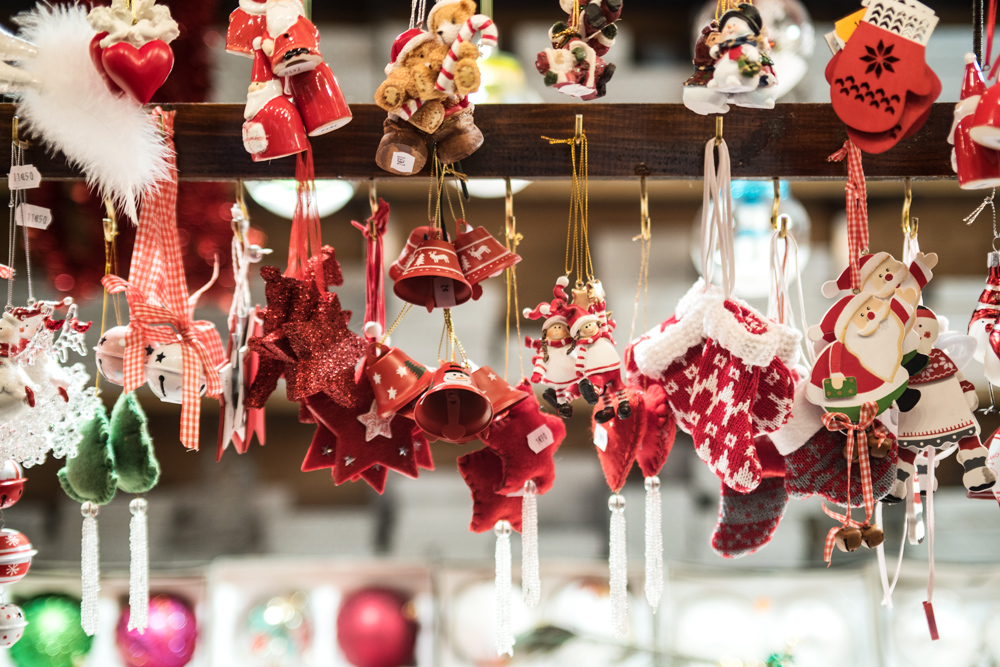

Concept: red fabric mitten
[[829, 21, 935, 134], [480, 382, 566, 495], [785, 425, 898, 505], [636, 383, 675, 478], [690, 298, 796, 493], [458, 448, 523, 533], [593, 387, 647, 493]]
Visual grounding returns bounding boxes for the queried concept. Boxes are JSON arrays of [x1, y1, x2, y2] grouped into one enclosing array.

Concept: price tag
[[593, 423, 608, 452], [834, 9, 866, 44], [391, 152, 416, 174], [15, 204, 52, 230], [433, 277, 457, 308], [527, 424, 555, 454], [8, 165, 41, 191]]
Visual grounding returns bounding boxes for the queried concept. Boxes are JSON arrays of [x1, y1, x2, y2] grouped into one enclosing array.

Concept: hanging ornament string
[[409, 0, 429, 29], [6, 118, 32, 309], [828, 141, 869, 291], [543, 115, 594, 286], [769, 215, 815, 366], [628, 176, 652, 347], [923, 447, 940, 640], [503, 178, 525, 382], [286, 148, 326, 294], [352, 182, 390, 342], [701, 130, 735, 298], [96, 201, 121, 392], [985, 0, 998, 77]]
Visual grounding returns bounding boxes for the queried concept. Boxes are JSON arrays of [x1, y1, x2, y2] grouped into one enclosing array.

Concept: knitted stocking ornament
[[711, 436, 789, 558], [785, 425, 898, 505]]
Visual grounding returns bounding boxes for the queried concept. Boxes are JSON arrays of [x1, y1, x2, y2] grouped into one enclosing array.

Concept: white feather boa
[[13, 4, 170, 222]]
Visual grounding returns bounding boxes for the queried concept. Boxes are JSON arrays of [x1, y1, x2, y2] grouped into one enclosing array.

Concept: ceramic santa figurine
[[889, 307, 996, 500], [526, 306, 579, 419], [260, 0, 321, 76], [706, 3, 770, 95], [0, 313, 35, 420], [226, 0, 268, 56], [951, 53, 1000, 189], [242, 43, 309, 161], [807, 288, 918, 420]]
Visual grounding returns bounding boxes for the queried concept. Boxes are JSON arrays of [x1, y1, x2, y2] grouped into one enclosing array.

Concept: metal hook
[[771, 178, 781, 231], [715, 116, 724, 146], [574, 114, 584, 145], [901, 177, 913, 235], [777, 213, 790, 239], [102, 200, 117, 244], [11, 116, 28, 150], [367, 179, 379, 237], [635, 176, 651, 241], [909, 216, 919, 239]]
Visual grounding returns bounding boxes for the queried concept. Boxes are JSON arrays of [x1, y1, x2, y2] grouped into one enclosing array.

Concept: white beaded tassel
[[81, 502, 100, 636], [494, 520, 514, 657], [128, 497, 149, 633], [521, 481, 541, 608], [608, 493, 628, 639], [644, 477, 663, 612]]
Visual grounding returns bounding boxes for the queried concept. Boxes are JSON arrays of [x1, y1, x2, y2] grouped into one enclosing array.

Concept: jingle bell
[[833, 525, 863, 553], [0, 528, 36, 585], [389, 226, 436, 281], [861, 523, 884, 549], [472, 366, 528, 417], [94, 325, 137, 387], [0, 602, 25, 648], [0, 460, 25, 509], [392, 239, 472, 312], [145, 342, 207, 405], [364, 344, 434, 417], [414, 363, 494, 443], [454, 224, 521, 291]]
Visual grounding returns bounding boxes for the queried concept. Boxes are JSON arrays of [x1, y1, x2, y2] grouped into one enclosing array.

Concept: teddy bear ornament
[[374, 0, 496, 175]]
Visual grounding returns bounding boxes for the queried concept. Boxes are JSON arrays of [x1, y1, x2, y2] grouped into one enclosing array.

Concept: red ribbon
[[286, 148, 326, 295], [351, 199, 390, 341], [828, 140, 868, 292], [820, 401, 879, 565]]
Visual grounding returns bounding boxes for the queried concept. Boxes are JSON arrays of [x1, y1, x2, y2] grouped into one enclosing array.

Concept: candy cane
[[435, 14, 498, 95], [394, 97, 424, 121]]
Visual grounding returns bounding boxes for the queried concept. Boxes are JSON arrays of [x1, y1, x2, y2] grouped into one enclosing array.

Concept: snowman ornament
[[706, 4, 774, 98]]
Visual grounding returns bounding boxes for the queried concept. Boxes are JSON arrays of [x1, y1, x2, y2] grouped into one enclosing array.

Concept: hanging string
[[503, 178, 524, 382], [875, 500, 907, 610], [543, 117, 593, 286], [80, 503, 100, 636], [608, 493, 628, 638], [701, 137, 735, 297], [628, 176, 652, 346], [924, 448, 940, 640], [769, 217, 814, 366], [494, 520, 514, 656], [128, 497, 149, 633], [828, 141, 869, 291], [965, 189, 997, 233], [643, 476, 663, 612], [521, 480, 540, 608], [410, 0, 429, 29]]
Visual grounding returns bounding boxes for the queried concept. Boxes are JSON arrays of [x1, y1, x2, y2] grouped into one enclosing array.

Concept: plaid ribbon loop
[[820, 401, 879, 565], [828, 140, 869, 291]]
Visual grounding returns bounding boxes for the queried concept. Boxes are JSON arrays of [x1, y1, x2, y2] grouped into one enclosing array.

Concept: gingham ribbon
[[828, 140, 868, 291], [820, 401, 880, 565], [351, 198, 389, 341], [435, 14, 498, 95], [102, 109, 225, 450]]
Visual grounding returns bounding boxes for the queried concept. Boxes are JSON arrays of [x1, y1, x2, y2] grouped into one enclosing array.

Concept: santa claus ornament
[[228, 0, 352, 162], [374, 0, 495, 175], [951, 54, 1000, 189], [825, 0, 940, 154], [683, 1, 778, 115], [536, 0, 622, 100]]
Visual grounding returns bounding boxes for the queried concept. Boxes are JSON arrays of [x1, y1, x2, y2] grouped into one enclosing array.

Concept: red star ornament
[[481, 381, 565, 495], [592, 386, 647, 493], [305, 388, 421, 485], [301, 421, 339, 472], [636, 383, 675, 478], [458, 448, 523, 534]]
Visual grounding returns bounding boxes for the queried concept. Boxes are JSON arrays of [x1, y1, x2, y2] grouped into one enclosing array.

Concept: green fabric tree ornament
[[58, 404, 117, 506], [109, 392, 160, 494]]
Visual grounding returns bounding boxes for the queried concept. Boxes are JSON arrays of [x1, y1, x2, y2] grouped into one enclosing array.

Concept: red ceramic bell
[[0, 528, 36, 585], [243, 47, 309, 161], [389, 226, 436, 281], [454, 223, 521, 288], [0, 460, 24, 509], [226, 0, 268, 57], [392, 239, 472, 312], [290, 62, 353, 137], [472, 366, 528, 417], [364, 343, 434, 417], [414, 363, 493, 443]]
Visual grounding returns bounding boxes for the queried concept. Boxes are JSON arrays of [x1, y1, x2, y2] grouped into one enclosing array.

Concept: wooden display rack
[[0, 102, 954, 182]]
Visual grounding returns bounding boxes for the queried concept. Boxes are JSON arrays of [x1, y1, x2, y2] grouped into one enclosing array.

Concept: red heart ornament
[[101, 39, 174, 105], [89, 32, 124, 97]]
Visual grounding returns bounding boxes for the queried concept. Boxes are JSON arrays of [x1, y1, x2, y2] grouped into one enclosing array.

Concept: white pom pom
[[556, 276, 569, 287], [522, 307, 533, 318], [364, 321, 383, 340], [806, 324, 825, 342], [540, 305, 551, 316], [967, 52, 978, 65], [821, 280, 841, 299]]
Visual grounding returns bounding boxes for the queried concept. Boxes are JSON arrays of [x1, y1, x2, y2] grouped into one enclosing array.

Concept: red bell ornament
[[392, 239, 472, 312], [389, 226, 436, 281], [0, 460, 25, 509], [414, 363, 494, 443], [454, 224, 521, 290], [0, 529, 36, 585], [290, 62, 353, 136], [94, 325, 139, 387], [472, 366, 528, 417], [364, 344, 434, 417]]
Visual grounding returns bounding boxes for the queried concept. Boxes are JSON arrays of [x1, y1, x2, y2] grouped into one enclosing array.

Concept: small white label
[[15, 204, 51, 230], [593, 423, 608, 452], [433, 277, 457, 308], [527, 424, 555, 454], [391, 151, 416, 174], [8, 165, 41, 190]]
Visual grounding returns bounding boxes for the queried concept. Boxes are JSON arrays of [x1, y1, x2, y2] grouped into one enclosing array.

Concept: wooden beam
[[0, 103, 954, 181]]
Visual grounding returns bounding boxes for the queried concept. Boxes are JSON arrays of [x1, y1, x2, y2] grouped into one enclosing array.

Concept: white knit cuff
[[631, 280, 721, 379]]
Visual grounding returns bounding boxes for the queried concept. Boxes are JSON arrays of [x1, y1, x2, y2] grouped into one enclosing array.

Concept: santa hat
[[808, 293, 869, 342], [962, 53, 987, 100], [385, 28, 436, 75], [916, 305, 937, 322], [567, 306, 599, 337], [820, 252, 890, 298], [239, 0, 268, 14], [719, 3, 762, 36], [542, 314, 568, 332]]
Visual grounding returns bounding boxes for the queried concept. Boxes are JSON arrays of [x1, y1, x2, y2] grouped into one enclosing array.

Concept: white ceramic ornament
[[145, 342, 206, 404], [0, 603, 26, 648], [94, 325, 132, 386]]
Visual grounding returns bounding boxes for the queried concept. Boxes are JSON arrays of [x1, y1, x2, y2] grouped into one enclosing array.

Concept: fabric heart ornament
[[89, 32, 124, 97], [102, 39, 174, 105], [592, 386, 646, 493], [829, 21, 934, 135]]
